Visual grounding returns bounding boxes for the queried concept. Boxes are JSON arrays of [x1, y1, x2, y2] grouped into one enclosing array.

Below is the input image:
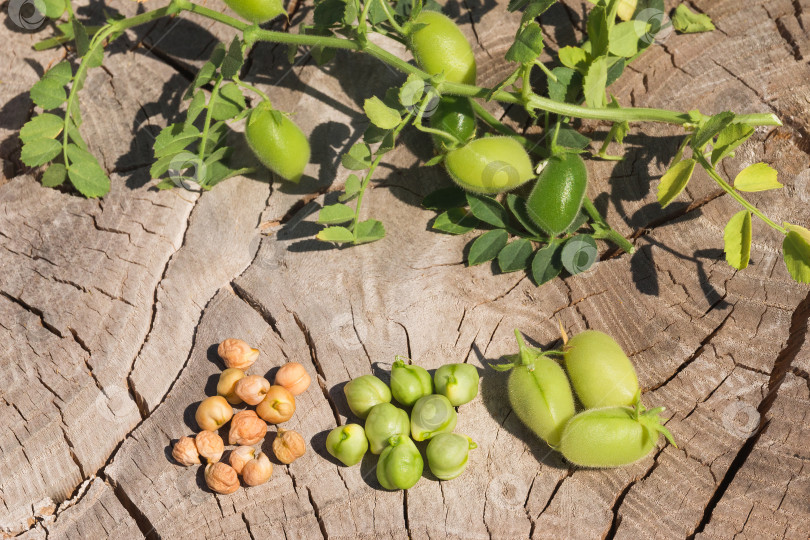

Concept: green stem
[[582, 198, 636, 254], [376, 0, 405, 35], [413, 93, 458, 143], [694, 153, 787, 234], [198, 76, 222, 174], [469, 100, 535, 152], [234, 76, 271, 104]]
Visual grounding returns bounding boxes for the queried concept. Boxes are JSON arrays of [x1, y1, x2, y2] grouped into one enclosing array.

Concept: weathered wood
[[1, 0, 809, 537]]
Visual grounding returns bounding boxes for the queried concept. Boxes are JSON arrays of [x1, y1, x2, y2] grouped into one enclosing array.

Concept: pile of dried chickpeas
[[171, 338, 311, 494]]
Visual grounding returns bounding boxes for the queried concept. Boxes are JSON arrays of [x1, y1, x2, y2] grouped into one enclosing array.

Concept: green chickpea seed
[[364, 402, 410, 454], [410, 394, 457, 441], [343, 374, 392, 419], [434, 363, 479, 406], [325, 424, 368, 466], [377, 435, 424, 490], [559, 402, 676, 468], [563, 330, 639, 409], [390, 356, 433, 407], [426, 433, 477, 480]]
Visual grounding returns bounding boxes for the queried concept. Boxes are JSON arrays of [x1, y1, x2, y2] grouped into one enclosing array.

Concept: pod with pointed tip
[[245, 102, 310, 183], [408, 11, 476, 84], [526, 153, 588, 235]]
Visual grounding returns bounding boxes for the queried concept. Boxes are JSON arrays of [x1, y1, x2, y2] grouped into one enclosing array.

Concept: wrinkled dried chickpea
[[242, 452, 273, 486], [172, 436, 200, 466], [274, 362, 311, 396], [234, 375, 271, 406], [218, 339, 259, 370], [205, 462, 240, 494], [256, 385, 296, 424], [195, 396, 234, 431], [195, 430, 224, 463], [229, 410, 267, 446], [217, 368, 246, 405], [229, 446, 255, 475], [273, 429, 306, 464]]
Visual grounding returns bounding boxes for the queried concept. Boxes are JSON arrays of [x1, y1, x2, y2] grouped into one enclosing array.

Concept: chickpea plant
[[19, 0, 810, 283]]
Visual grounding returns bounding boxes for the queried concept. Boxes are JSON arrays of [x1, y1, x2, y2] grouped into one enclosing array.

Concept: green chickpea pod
[[245, 102, 311, 183], [426, 433, 477, 480], [390, 356, 433, 407], [377, 435, 424, 490], [364, 403, 410, 454], [433, 363, 479, 406], [407, 11, 477, 85], [343, 374, 392, 419], [326, 424, 368, 466], [563, 330, 639, 408], [444, 137, 535, 194], [410, 394, 457, 441]]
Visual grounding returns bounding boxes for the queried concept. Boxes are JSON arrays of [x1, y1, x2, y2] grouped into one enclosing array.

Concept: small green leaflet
[[186, 92, 207, 124], [723, 210, 751, 270], [220, 37, 244, 80], [505, 22, 544, 64], [339, 174, 362, 202], [318, 203, 356, 224], [672, 4, 715, 34], [30, 61, 72, 110], [317, 226, 355, 243], [657, 158, 696, 207], [531, 241, 563, 284], [399, 75, 425, 110], [586, 1, 610, 58], [498, 238, 534, 272], [558, 47, 588, 72], [21, 138, 61, 167], [153, 123, 201, 158], [72, 18, 90, 58], [342, 143, 373, 170], [548, 67, 582, 104], [466, 193, 509, 228], [583, 56, 608, 108], [364, 96, 401, 130], [783, 224, 810, 283], [20, 113, 63, 143], [212, 83, 246, 121], [519, 0, 556, 25], [432, 208, 478, 234], [711, 124, 754, 165], [33, 0, 66, 19], [609, 20, 645, 58], [506, 194, 545, 237], [692, 111, 735, 150], [354, 219, 386, 244], [556, 123, 591, 149], [66, 144, 110, 197], [468, 229, 509, 266], [733, 163, 782, 192], [41, 163, 67, 187]]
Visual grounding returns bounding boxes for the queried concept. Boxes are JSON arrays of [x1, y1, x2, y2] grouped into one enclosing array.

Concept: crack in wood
[[605, 446, 666, 539], [110, 479, 158, 540], [306, 486, 329, 540], [688, 290, 810, 537]]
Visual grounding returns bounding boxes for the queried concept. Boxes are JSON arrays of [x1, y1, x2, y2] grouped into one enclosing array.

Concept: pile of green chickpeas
[[325, 357, 479, 490], [500, 328, 676, 467]]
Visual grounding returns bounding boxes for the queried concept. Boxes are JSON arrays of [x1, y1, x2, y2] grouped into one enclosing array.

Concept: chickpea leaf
[[733, 163, 782, 192], [399, 75, 425, 110], [41, 163, 67, 187], [66, 144, 110, 198], [498, 238, 534, 272], [33, 0, 66, 18], [153, 123, 201, 158], [506, 194, 546, 237], [711, 123, 754, 165], [342, 143, 373, 170], [505, 22, 544, 64], [782, 224, 810, 283], [519, 0, 556, 25], [609, 21, 645, 58], [317, 226, 355, 243], [318, 203, 356, 225], [531, 241, 563, 285], [21, 138, 61, 168], [30, 61, 72, 110], [558, 47, 588, 72], [582, 56, 608, 108], [211, 83, 246, 121], [556, 123, 591, 149], [548, 67, 582, 104], [72, 19, 90, 58], [692, 111, 735, 150], [423, 187, 467, 210], [672, 4, 715, 34], [561, 234, 597, 275], [468, 229, 509, 266], [657, 158, 696, 208], [20, 113, 64, 143], [432, 208, 478, 235], [354, 219, 386, 244], [339, 174, 362, 202], [220, 37, 244, 80], [364, 96, 401, 130], [466, 193, 508, 228], [723, 210, 752, 270], [586, 1, 610, 58]]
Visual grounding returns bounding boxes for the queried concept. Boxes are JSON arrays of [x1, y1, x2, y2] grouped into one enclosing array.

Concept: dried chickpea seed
[[218, 338, 259, 370], [273, 429, 306, 464], [195, 430, 225, 463], [217, 368, 246, 405], [256, 385, 296, 424], [229, 410, 268, 446], [242, 452, 273, 486], [172, 436, 200, 466], [230, 446, 255, 474], [234, 375, 271, 406], [195, 396, 234, 432], [274, 362, 311, 395], [204, 462, 240, 494]]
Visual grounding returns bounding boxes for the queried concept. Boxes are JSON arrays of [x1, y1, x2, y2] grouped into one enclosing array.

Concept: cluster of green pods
[[494, 328, 675, 467], [326, 357, 479, 489]]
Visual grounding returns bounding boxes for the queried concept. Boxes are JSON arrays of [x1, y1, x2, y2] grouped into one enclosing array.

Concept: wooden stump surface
[[1, 0, 809, 538]]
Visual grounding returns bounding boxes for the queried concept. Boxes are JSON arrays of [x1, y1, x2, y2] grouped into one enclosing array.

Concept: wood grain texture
[[1, 0, 808, 537]]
